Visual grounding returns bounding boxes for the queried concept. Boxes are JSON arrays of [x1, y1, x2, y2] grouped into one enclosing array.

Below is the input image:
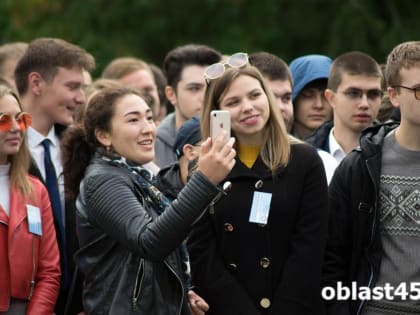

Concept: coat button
[[228, 263, 237, 270], [224, 223, 234, 232], [260, 298, 271, 308], [255, 180, 263, 189], [260, 257, 270, 269], [223, 181, 232, 192]]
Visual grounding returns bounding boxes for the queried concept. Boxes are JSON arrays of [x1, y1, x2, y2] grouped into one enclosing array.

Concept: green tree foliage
[[1, 0, 419, 76]]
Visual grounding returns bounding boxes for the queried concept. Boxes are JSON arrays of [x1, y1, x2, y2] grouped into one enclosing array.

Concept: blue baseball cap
[[289, 54, 332, 102], [174, 116, 201, 158]]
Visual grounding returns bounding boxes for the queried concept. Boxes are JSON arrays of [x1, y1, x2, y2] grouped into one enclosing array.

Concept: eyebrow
[[123, 109, 152, 117]]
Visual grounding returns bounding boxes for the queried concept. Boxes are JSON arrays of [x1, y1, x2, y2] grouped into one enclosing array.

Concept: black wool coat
[[188, 143, 329, 315]]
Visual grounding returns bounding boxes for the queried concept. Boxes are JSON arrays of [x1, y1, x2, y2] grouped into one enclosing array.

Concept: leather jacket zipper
[[132, 259, 145, 311], [28, 236, 36, 300], [164, 260, 184, 315], [356, 159, 378, 315]]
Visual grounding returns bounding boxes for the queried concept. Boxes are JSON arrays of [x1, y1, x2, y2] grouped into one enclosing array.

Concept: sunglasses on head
[[0, 112, 32, 132], [204, 52, 249, 83]]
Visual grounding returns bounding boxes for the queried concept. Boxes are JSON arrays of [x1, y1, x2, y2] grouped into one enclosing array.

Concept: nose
[[313, 92, 325, 109], [358, 93, 369, 109], [140, 118, 156, 134], [75, 89, 86, 105], [9, 117, 21, 132], [241, 98, 254, 112]]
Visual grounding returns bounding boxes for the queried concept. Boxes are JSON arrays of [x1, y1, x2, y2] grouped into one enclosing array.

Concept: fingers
[[211, 130, 229, 151], [200, 137, 212, 155], [188, 290, 209, 314]]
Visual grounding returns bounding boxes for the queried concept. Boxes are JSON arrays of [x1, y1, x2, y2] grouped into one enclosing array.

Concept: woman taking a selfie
[[62, 87, 236, 314], [0, 85, 60, 314], [187, 54, 329, 315]]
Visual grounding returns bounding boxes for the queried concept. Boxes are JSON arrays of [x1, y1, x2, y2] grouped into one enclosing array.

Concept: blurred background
[[1, 0, 419, 76]]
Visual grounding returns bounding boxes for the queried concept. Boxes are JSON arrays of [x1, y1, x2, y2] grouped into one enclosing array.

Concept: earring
[[106, 145, 111, 152]]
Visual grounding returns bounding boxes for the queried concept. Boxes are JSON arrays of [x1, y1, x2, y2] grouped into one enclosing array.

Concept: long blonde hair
[[0, 85, 32, 197], [201, 65, 297, 172]]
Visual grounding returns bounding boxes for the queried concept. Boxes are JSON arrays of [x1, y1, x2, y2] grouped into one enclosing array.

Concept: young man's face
[[326, 73, 382, 133], [167, 65, 207, 128], [293, 80, 332, 138], [40, 66, 86, 127], [265, 79, 294, 132], [389, 66, 420, 126]]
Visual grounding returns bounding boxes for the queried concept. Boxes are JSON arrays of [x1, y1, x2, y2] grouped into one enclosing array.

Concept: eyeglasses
[[0, 112, 32, 132], [338, 88, 383, 102], [204, 52, 249, 83], [392, 85, 420, 100]]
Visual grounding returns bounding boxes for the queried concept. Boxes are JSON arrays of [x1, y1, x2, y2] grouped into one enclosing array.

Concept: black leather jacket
[[75, 157, 220, 314], [323, 123, 399, 315]]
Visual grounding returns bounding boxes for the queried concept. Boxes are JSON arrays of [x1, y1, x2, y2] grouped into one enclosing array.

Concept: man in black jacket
[[323, 41, 420, 315], [306, 51, 382, 164], [14, 37, 95, 315]]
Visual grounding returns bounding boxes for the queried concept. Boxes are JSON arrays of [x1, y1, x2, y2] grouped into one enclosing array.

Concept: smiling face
[[0, 94, 24, 164], [96, 93, 156, 165], [219, 74, 270, 145], [38, 66, 86, 128]]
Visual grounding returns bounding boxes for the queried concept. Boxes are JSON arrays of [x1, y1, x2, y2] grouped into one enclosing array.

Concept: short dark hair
[[163, 44, 221, 89], [15, 37, 95, 95], [328, 51, 382, 91], [249, 51, 292, 85]]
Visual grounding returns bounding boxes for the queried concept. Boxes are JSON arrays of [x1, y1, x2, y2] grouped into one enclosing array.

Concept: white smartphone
[[210, 110, 231, 144]]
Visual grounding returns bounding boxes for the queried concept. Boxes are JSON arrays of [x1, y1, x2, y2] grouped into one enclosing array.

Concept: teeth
[[140, 140, 152, 145]]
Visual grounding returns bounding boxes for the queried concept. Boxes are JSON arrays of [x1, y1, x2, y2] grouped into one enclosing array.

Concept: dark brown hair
[[15, 37, 95, 95], [62, 86, 142, 198]]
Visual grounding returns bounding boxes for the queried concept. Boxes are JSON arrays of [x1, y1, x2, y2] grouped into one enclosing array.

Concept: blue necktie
[[42, 139, 69, 288]]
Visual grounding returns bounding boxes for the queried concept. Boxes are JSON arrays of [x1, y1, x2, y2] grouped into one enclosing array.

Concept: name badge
[[27, 205, 42, 236], [249, 191, 272, 225]]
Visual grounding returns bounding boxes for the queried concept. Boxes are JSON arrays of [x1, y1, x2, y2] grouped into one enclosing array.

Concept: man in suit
[[14, 37, 95, 315]]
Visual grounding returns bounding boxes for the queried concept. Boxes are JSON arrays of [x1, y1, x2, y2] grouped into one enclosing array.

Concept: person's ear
[[95, 128, 112, 147], [183, 144, 199, 161], [28, 72, 44, 96], [165, 85, 177, 107], [387, 87, 400, 108], [324, 89, 336, 110]]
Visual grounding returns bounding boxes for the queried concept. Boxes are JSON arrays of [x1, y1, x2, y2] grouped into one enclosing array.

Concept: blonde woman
[[188, 54, 329, 315], [0, 85, 60, 314]]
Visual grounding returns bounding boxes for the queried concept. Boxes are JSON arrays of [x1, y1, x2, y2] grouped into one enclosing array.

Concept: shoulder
[[83, 159, 134, 192], [157, 113, 176, 133], [290, 142, 321, 162], [28, 175, 47, 193]]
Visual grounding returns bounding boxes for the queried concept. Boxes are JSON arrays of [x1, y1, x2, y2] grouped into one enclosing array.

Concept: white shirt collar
[[328, 127, 346, 163], [27, 126, 59, 148]]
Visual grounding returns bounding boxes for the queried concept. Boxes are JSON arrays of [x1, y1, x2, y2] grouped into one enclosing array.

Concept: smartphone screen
[[210, 110, 231, 144]]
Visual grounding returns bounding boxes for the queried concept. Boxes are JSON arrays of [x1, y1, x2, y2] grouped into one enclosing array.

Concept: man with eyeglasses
[[306, 51, 382, 163], [323, 41, 420, 315]]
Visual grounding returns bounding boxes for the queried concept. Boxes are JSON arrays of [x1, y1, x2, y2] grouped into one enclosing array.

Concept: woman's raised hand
[[198, 131, 236, 185]]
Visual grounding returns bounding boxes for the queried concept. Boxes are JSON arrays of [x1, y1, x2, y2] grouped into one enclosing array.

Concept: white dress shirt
[[27, 126, 65, 226]]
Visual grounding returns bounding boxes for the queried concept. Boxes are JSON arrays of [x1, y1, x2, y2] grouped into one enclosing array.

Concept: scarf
[[101, 152, 172, 214]]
